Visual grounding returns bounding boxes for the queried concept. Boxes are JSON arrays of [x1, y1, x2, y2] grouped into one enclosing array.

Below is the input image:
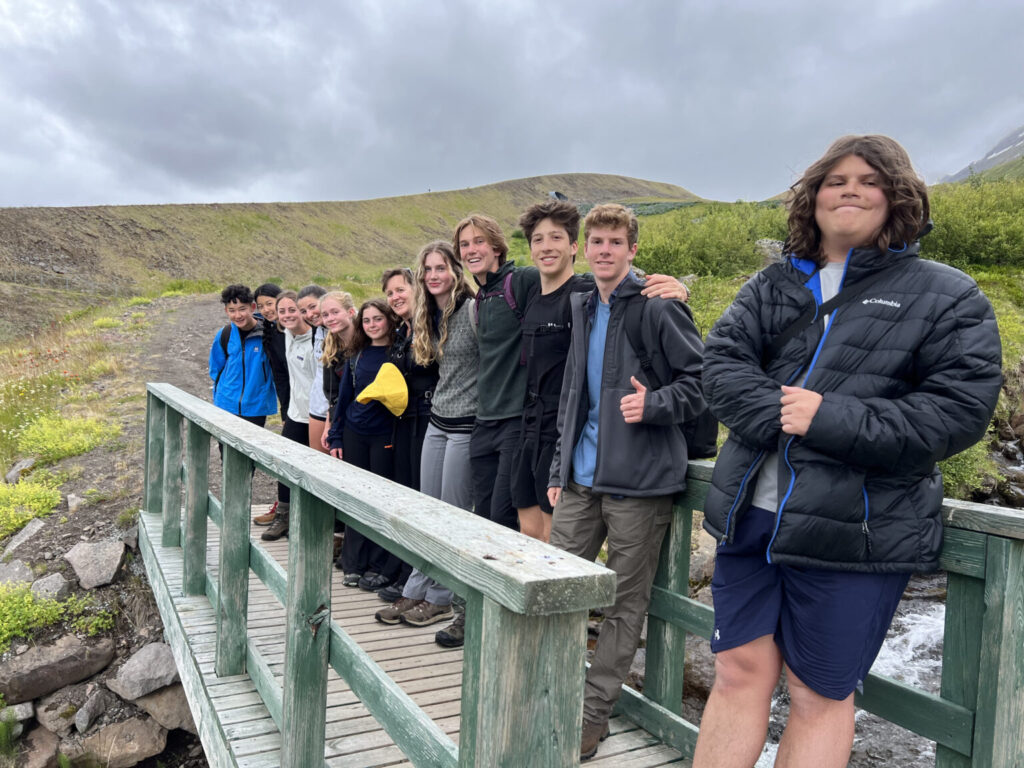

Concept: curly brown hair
[[411, 241, 476, 366], [519, 200, 580, 245], [787, 135, 930, 265], [348, 298, 399, 356]]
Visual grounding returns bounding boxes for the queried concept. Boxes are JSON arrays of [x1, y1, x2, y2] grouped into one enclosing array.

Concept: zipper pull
[[862, 520, 872, 555]]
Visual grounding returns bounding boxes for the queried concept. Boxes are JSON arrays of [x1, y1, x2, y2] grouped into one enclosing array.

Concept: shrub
[[0, 474, 61, 539], [126, 296, 151, 307], [91, 318, 121, 329], [925, 180, 1024, 269], [940, 437, 999, 498], [0, 587, 115, 653], [17, 413, 121, 464]]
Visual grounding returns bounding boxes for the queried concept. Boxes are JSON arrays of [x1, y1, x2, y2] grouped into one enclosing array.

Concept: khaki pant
[[550, 482, 672, 722]]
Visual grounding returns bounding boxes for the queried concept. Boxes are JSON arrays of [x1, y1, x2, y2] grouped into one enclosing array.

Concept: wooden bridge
[[140, 383, 1024, 767]]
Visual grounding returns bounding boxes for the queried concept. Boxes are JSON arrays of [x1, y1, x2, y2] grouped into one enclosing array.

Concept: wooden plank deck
[[139, 505, 688, 767]]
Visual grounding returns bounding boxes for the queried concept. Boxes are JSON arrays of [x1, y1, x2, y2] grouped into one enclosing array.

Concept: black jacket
[[702, 241, 1002, 572]]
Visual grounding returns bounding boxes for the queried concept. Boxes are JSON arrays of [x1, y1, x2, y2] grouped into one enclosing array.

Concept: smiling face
[[276, 297, 306, 332], [255, 295, 278, 322], [297, 294, 323, 327], [584, 225, 637, 292], [320, 296, 355, 336], [384, 274, 414, 321], [458, 224, 501, 277], [422, 251, 456, 300], [530, 217, 577, 279], [815, 154, 890, 262], [224, 299, 257, 331], [361, 305, 391, 344]]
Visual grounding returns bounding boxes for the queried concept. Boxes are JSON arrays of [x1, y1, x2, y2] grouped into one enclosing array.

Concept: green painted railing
[[143, 383, 1024, 767], [142, 383, 617, 768], [637, 463, 1024, 767]]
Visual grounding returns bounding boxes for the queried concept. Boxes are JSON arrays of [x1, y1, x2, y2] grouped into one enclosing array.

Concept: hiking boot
[[378, 582, 405, 603], [358, 571, 391, 592], [342, 572, 362, 587], [375, 597, 422, 625], [253, 501, 277, 526], [401, 601, 453, 627], [580, 718, 610, 761], [261, 511, 289, 541], [434, 611, 465, 647]]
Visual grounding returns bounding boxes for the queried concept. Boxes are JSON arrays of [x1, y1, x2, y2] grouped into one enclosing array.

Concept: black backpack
[[620, 296, 718, 460]]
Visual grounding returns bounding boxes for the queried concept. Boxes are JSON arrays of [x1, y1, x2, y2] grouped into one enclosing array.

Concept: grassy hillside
[[0, 173, 697, 300], [971, 154, 1024, 182]]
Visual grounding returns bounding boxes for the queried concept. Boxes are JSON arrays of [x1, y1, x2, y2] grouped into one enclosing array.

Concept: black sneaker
[[378, 582, 405, 603], [435, 612, 465, 648], [358, 571, 391, 591]]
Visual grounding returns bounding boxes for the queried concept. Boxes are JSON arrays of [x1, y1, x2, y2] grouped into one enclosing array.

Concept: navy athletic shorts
[[709, 505, 909, 700]]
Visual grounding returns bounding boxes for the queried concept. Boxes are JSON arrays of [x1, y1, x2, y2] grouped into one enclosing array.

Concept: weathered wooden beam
[[971, 537, 1024, 766], [216, 444, 252, 677], [162, 406, 184, 547], [648, 586, 714, 638], [145, 394, 166, 516], [612, 683, 700, 758], [147, 383, 616, 616], [282, 488, 333, 768], [458, 591, 589, 767], [942, 499, 1024, 541], [936, 571, 984, 767], [183, 421, 210, 596], [940, 527, 988, 579]]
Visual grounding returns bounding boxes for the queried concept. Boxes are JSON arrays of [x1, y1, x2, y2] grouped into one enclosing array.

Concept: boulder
[[0, 701, 34, 723], [76, 717, 167, 768], [0, 559, 34, 587], [689, 529, 718, 586], [4, 457, 36, 484], [21, 724, 60, 768], [75, 688, 115, 734], [32, 572, 71, 601], [122, 525, 139, 551], [64, 540, 125, 589], [66, 493, 84, 515], [0, 635, 115, 704], [106, 643, 179, 701], [36, 686, 87, 737], [2, 518, 45, 558], [135, 684, 197, 734]]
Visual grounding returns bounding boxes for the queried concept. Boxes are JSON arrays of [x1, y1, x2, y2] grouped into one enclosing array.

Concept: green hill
[[970, 154, 1024, 182], [0, 173, 698, 299]]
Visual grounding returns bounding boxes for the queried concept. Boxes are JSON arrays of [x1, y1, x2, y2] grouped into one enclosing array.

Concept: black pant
[[470, 417, 521, 531], [277, 417, 308, 504], [388, 413, 430, 584], [338, 427, 396, 576]]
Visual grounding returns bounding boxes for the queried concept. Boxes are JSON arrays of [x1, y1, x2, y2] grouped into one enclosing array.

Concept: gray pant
[[403, 424, 473, 607], [549, 482, 672, 722]]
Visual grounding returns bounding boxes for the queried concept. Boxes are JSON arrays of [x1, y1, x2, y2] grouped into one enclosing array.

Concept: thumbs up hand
[[620, 376, 647, 423]]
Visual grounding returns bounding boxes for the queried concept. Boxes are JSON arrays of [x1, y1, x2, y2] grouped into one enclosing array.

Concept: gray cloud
[[1, 0, 1022, 207]]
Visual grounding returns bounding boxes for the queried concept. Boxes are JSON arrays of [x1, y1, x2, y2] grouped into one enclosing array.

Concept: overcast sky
[[1, 0, 1022, 208]]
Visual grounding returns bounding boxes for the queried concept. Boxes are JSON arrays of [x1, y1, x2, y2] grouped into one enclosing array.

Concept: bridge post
[[970, 536, 1024, 766], [182, 421, 210, 597], [161, 406, 183, 547], [215, 444, 252, 677], [281, 488, 334, 767], [144, 393, 166, 516], [458, 593, 589, 767]]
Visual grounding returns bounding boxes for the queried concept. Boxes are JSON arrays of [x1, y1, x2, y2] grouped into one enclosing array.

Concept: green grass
[[0, 585, 114, 654], [17, 413, 121, 465], [0, 473, 61, 539], [126, 296, 151, 306]]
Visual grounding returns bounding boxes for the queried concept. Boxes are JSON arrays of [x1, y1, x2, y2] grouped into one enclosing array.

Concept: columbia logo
[[862, 298, 901, 309]]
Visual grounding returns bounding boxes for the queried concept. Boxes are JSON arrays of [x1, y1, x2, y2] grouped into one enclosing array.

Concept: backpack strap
[[219, 324, 232, 355], [473, 271, 525, 326], [622, 296, 662, 390]]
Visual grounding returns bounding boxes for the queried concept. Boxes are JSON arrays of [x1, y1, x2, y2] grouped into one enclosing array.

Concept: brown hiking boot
[[253, 501, 277, 526], [400, 601, 453, 627], [580, 718, 610, 760], [375, 598, 422, 625], [434, 611, 465, 647], [261, 511, 289, 541]]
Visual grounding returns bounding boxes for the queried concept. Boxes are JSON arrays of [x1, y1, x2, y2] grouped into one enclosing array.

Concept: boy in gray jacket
[[547, 204, 705, 760]]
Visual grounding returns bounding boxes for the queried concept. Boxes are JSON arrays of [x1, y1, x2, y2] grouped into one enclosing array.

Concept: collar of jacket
[[585, 271, 644, 318], [475, 258, 517, 290]]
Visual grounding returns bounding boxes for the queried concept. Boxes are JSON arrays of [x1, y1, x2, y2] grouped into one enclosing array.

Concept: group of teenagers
[[209, 135, 1003, 765]]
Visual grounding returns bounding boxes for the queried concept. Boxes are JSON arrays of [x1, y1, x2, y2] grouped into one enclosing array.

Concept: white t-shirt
[[750, 261, 845, 512]]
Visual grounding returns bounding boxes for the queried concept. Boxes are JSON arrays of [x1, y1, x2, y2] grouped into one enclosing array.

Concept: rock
[[64, 540, 125, 589], [689, 530, 718, 586], [0, 635, 115, 704], [683, 634, 717, 699], [2, 517, 46, 558], [21, 724, 60, 768], [1000, 441, 1022, 462], [75, 688, 115, 733], [66, 493, 84, 515], [4, 457, 36, 484], [0, 701, 34, 723], [36, 686, 87, 737], [756, 238, 784, 264], [32, 572, 71, 601], [135, 684, 197, 734], [1010, 411, 1024, 432], [1000, 483, 1024, 507], [77, 717, 167, 768], [106, 643, 179, 701], [0, 559, 34, 587], [122, 525, 139, 551]]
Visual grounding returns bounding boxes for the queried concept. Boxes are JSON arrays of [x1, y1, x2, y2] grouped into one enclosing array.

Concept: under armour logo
[[714, 628, 720, 641]]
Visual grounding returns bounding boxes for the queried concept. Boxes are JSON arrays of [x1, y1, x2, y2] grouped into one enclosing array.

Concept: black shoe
[[378, 582, 405, 603], [358, 571, 391, 591], [435, 612, 465, 648]]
